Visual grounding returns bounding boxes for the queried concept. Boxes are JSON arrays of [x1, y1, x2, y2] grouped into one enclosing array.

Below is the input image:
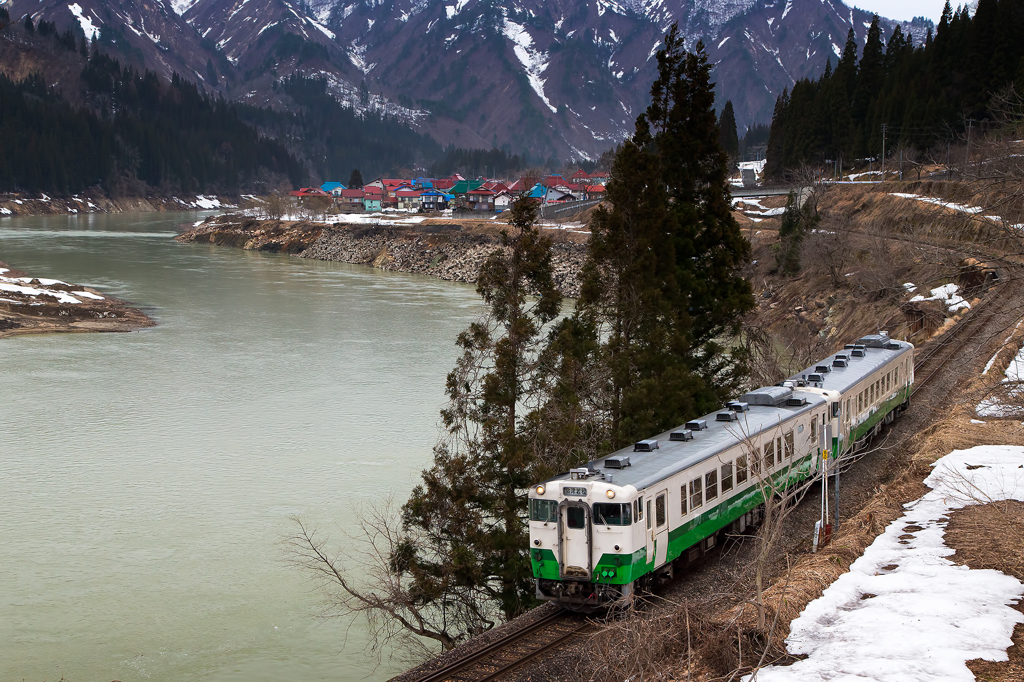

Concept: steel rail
[[415, 610, 588, 682]]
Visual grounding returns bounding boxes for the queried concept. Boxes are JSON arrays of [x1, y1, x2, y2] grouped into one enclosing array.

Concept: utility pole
[[880, 123, 887, 183], [965, 119, 975, 180]]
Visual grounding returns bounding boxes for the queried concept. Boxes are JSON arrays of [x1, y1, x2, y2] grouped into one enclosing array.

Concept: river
[[0, 212, 484, 682]]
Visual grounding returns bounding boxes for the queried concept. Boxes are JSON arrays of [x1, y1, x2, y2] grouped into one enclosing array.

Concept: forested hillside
[[765, 0, 1024, 179], [0, 12, 443, 195], [0, 11, 306, 195]]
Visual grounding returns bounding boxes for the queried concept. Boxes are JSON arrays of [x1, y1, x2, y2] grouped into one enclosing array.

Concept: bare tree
[[289, 499, 498, 663]]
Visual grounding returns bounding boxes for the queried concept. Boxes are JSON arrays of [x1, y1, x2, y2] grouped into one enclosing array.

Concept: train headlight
[[535, 485, 545, 495], [605, 489, 615, 499]]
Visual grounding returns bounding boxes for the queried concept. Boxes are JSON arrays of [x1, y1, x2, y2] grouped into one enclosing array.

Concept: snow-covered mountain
[[7, 0, 932, 161]]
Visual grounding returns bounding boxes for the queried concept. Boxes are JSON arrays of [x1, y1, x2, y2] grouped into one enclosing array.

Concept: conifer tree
[[853, 16, 884, 156], [718, 100, 739, 163], [348, 168, 363, 188], [400, 195, 562, 621], [580, 26, 753, 448]]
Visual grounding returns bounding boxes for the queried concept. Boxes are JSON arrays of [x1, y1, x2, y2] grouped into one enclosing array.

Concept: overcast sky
[[850, 0, 948, 22]]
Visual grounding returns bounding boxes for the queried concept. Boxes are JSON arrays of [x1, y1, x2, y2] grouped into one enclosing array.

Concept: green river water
[[0, 211, 484, 681]]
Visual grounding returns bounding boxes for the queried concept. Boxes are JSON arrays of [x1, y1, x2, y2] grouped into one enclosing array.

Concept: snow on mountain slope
[[8, 0, 933, 161]]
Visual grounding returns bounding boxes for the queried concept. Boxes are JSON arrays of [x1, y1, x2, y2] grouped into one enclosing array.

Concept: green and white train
[[528, 334, 914, 609]]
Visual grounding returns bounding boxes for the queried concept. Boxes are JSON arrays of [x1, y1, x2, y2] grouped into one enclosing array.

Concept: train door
[[558, 501, 592, 580], [649, 489, 669, 567]]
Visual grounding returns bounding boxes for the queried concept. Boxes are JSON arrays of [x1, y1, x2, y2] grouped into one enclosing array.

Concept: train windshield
[[593, 503, 632, 526], [529, 499, 557, 522]]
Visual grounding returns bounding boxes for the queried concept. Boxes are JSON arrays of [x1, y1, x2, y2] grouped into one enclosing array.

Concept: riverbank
[[0, 192, 234, 217], [0, 261, 155, 339], [177, 215, 589, 297]]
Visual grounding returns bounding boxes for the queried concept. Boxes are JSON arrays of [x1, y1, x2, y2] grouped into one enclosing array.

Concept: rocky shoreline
[[0, 193, 234, 217], [0, 262, 155, 339], [178, 216, 589, 297]]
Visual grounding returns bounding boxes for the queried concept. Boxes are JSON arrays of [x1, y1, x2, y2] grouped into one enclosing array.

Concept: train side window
[[721, 463, 734, 492], [680, 487, 687, 515], [705, 470, 718, 501], [887, 373, 891, 391], [566, 506, 586, 529], [530, 499, 557, 522], [751, 450, 762, 475], [646, 499, 652, 529], [810, 418, 817, 442], [655, 494, 667, 528], [764, 439, 774, 469], [689, 478, 703, 510], [635, 497, 644, 522], [736, 456, 748, 484], [784, 431, 794, 459], [895, 366, 900, 383]]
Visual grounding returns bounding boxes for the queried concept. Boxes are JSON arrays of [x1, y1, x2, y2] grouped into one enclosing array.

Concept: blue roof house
[[321, 182, 347, 196]]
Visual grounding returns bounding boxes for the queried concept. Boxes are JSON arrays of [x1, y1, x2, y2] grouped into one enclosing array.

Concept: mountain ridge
[[2, 0, 933, 162]]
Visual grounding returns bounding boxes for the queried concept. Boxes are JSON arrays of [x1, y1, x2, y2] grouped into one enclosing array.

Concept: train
[[528, 333, 914, 609]]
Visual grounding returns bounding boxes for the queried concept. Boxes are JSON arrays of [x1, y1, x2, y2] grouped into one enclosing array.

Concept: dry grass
[[947, 501, 1024, 682]]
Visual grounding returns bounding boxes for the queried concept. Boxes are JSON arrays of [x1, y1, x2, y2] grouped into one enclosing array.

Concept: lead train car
[[528, 334, 914, 609]]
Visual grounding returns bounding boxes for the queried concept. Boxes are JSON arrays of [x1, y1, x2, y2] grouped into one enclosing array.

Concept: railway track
[[415, 610, 590, 682], [911, 282, 1009, 395]]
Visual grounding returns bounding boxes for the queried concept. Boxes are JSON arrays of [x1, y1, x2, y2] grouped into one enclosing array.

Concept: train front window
[[593, 503, 631, 526], [566, 506, 586, 529], [529, 499, 557, 522]]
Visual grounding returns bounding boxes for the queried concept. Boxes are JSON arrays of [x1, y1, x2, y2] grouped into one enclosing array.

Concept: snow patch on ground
[[503, 20, 556, 113], [978, 332, 1024, 417], [908, 283, 970, 312], [752, 445, 1024, 682], [68, 3, 99, 39]]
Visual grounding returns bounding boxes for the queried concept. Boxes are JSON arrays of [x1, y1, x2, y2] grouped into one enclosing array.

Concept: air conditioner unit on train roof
[[739, 386, 793, 407]]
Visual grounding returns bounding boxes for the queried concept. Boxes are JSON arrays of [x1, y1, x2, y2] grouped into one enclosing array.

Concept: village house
[[339, 188, 365, 207], [395, 188, 424, 211], [289, 187, 331, 204], [420, 190, 451, 211], [320, 182, 346, 196], [466, 186, 497, 212]]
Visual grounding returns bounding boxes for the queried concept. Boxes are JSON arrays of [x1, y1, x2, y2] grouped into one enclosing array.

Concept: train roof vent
[[844, 344, 856, 350], [886, 342, 902, 350], [857, 334, 890, 348], [605, 455, 631, 469], [716, 411, 738, 422], [739, 386, 793, 407], [851, 349, 866, 357], [670, 429, 694, 442], [786, 396, 809, 407], [836, 354, 849, 361], [833, 359, 848, 368], [634, 439, 659, 452], [685, 419, 708, 431], [815, 365, 831, 374], [728, 401, 750, 412], [808, 373, 824, 383]]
